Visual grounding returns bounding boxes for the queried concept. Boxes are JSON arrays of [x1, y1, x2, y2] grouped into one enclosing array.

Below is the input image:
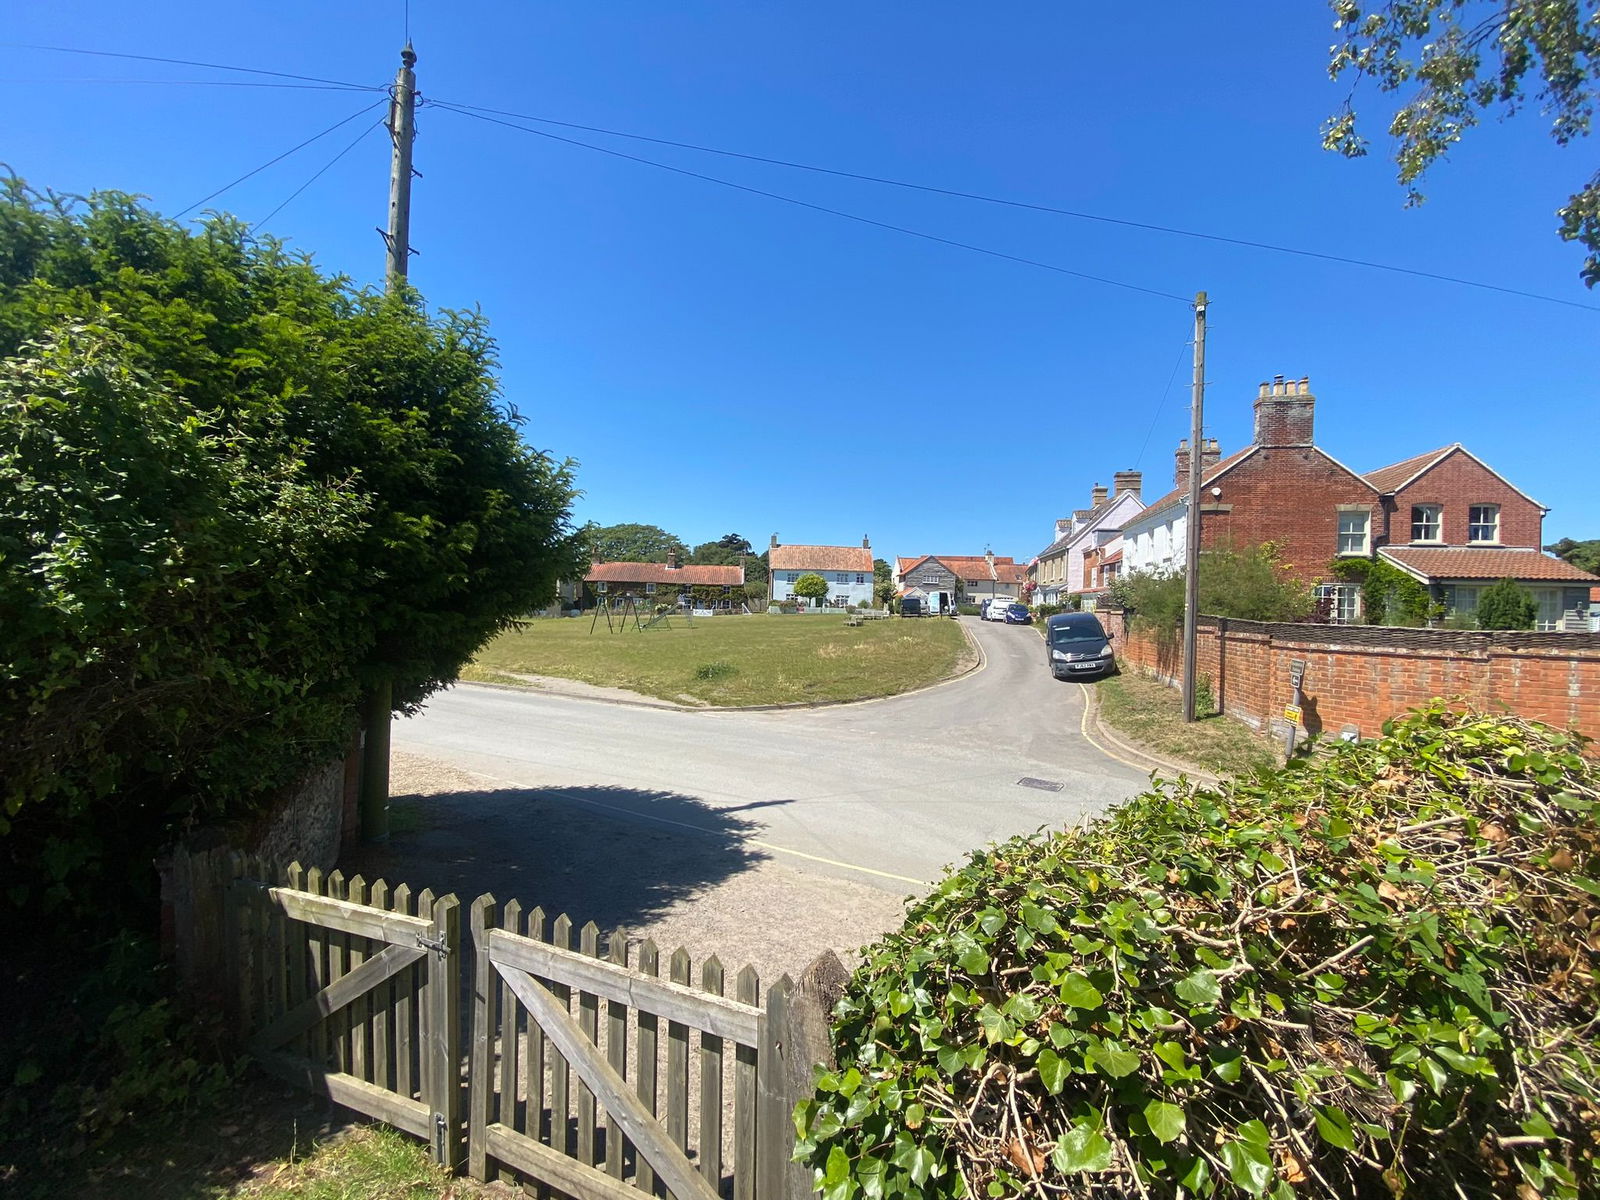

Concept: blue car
[[1002, 603, 1032, 624]]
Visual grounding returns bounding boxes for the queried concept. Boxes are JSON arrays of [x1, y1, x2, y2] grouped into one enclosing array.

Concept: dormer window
[[1468, 504, 1500, 544], [1410, 504, 1442, 543]]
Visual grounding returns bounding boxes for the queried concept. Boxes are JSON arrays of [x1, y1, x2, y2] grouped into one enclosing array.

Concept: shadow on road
[[344, 783, 773, 933]]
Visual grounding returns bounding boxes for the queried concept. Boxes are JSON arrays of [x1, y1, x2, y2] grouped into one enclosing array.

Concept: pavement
[[348, 616, 1165, 984]]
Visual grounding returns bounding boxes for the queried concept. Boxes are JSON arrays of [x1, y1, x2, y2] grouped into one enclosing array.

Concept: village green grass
[[1091, 669, 1282, 778], [462, 613, 971, 705]]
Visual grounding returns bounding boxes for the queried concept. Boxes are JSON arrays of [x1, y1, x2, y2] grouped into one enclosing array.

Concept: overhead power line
[[435, 97, 1600, 314], [1, 42, 383, 91], [256, 118, 385, 227], [7, 76, 377, 91], [174, 98, 385, 218], [429, 101, 1191, 305]]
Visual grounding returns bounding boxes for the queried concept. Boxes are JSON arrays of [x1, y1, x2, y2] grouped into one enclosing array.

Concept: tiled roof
[[769, 544, 873, 572], [586, 561, 744, 586], [899, 554, 1019, 582], [1131, 446, 1258, 524], [1378, 547, 1600, 583], [1363, 445, 1455, 494]]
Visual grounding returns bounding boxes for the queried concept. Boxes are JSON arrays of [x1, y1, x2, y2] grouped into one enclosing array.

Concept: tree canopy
[[586, 522, 688, 563], [0, 178, 583, 913], [793, 572, 830, 603], [1546, 536, 1600, 575], [1324, 0, 1600, 285]]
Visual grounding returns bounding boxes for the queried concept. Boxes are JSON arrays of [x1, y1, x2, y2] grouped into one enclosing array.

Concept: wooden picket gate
[[183, 851, 825, 1196], [467, 895, 787, 1200], [224, 855, 465, 1166]]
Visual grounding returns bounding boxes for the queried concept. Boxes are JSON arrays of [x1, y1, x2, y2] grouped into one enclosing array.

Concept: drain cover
[[1017, 777, 1064, 792]]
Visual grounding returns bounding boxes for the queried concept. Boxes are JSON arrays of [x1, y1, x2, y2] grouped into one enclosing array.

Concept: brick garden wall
[[1097, 609, 1600, 744]]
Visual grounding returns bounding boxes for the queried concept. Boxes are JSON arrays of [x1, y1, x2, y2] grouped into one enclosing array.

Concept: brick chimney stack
[[862, 535, 870, 549], [1112, 470, 1142, 500], [1090, 482, 1109, 507], [770, 532, 779, 549], [666, 549, 678, 569], [1174, 439, 1221, 491], [1253, 375, 1315, 447]]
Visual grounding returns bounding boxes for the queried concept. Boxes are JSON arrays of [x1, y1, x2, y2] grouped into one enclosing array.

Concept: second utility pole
[[360, 42, 418, 844], [1181, 291, 1207, 723]]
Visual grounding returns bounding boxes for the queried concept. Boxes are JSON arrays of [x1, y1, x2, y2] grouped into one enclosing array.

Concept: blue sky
[[5, 3, 1596, 566]]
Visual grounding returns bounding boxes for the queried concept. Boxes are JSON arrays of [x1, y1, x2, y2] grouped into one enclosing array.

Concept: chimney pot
[[1253, 375, 1316, 447]]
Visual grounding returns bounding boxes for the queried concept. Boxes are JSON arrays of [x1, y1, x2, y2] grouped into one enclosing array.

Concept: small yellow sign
[[1283, 704, 1303, 725]]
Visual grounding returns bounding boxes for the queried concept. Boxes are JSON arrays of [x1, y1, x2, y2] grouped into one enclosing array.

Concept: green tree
[[1324, 0, 1600, 285], [873, 558, 896, 607], [793, 572, 830, 608], [1111, 545, 1312, 636], [587, 522, 687, 563], [1476, 577, 1538, 629], [1545, 536, 1600, 575], [0, 179, 582, 915]]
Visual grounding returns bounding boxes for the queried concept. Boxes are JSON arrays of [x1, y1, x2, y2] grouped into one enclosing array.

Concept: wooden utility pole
[[360, 43, 418, 843], [1181, 291, 1207, 723]]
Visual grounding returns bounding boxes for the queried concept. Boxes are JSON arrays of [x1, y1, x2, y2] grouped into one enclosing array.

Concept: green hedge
[[797, 703, 1599, 1199]]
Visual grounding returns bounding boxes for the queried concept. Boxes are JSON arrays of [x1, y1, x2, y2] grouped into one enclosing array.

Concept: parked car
[[1044, 612, 1115, 679], [979, 598, 998, 620], [900, 595, 923, 617], [1002, 603, 1031, 624]]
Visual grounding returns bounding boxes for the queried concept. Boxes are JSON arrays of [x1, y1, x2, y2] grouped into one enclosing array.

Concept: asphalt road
[[388, 616, 1148, 891]]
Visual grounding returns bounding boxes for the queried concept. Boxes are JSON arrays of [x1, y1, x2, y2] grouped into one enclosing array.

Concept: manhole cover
[[1017, 777, 1064, 792]]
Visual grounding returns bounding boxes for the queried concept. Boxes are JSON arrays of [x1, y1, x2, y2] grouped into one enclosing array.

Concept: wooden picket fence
[[173, 848, 830, 1199]]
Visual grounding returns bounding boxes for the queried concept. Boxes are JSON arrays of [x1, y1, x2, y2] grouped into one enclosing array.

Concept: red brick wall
[[1381, 449, 1544, 548], [1198, 447, 1378, 585], [1098, 609, 1600, 746]]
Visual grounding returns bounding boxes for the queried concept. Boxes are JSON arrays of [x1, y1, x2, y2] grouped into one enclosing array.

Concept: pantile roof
[[1363, 445, 1455, 494], [898, 554, 1022, 584], [586, 561, 744, 586], [769, 544, 873, 572], [1378, 547, 1600, 583]]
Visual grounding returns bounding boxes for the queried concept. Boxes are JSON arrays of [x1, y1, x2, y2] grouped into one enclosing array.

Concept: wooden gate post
[[467, 894, 497, 1181], [756, 951, 850, 1200], [422, 893, 464, 1169]]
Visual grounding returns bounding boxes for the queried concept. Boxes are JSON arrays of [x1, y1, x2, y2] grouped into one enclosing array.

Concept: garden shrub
[[796, 703, 1599, 1199]]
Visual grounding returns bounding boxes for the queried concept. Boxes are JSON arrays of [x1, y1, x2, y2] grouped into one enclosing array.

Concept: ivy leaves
[[796, 706, 1600, 1199]]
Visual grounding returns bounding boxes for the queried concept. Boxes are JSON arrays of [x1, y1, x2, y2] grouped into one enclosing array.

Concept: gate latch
[[416, 932, 449, 960]]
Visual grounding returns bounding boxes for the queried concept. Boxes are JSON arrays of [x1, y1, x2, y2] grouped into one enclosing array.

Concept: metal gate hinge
[[416, 932, 449, 959]]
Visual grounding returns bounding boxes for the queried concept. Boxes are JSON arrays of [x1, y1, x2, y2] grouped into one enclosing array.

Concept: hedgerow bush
[[797, 703, 1599, 1198]]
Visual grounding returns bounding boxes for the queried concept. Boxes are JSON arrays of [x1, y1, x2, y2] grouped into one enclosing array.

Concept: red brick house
[[1120, 377, 1380, 591], [1363, 445, 1597, 629], [1118, 375, 1597, 627]]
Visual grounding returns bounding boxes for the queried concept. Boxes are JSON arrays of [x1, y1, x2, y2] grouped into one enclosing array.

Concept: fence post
[[166, 843, 235, 1014], [423, 893, 464, 1170], [756, 951, 850, 1200]]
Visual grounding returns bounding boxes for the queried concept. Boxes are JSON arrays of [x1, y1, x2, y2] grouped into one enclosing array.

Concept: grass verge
[[1091, 669, 1280, 777], [463, 613, 972, 706]]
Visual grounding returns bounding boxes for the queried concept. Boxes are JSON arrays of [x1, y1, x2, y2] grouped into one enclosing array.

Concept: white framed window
[[1468, 504, 1500, 543], [856, 574, 865, 585], [1336, 509, 1370, 555], [835, 572, 850, 584], [596, 581, 608, 594], [785, 572, 798, 584], [1534, 588, 1561, 632], [1316, 583, 1360, 625], [1410, 504, 1442, 542], [645, 582, 657, 594], [1447, 585, 1480, 616]]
